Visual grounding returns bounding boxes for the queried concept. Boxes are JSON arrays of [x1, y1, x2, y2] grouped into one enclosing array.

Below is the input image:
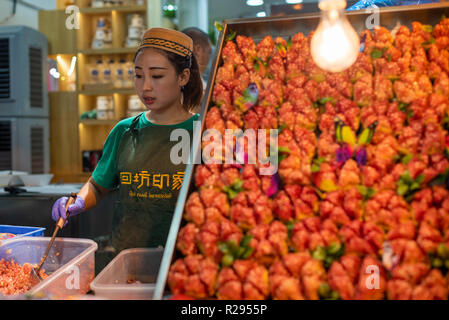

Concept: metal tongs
[[31, 192, 77, 284]]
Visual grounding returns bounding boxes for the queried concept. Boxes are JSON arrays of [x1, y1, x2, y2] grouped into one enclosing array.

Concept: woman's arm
[[77, 177, 112, 211]]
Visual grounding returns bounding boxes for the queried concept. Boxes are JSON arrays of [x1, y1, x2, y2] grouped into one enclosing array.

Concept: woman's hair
[[134, 48, 203, 112]]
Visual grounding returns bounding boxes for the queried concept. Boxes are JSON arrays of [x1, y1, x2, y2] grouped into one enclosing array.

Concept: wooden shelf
[[40, 1, 154, 183], [80, 119, 119, 125], [80, 5, 147, 14], [78, 47, 138, 55], [79, 88, 136, 95]]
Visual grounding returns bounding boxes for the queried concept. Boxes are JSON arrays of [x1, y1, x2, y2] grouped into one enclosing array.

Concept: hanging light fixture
[[311, 0, 359, 73], [247, 0, 264, 6]]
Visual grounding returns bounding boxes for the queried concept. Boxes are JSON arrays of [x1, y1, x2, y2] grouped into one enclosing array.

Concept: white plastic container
[[90, 248, 163, 300], [91, 0, 104, 8], [124, 61, 135, 88], [19, 174, 54, 187], [102, 60, 114, 85], [113, 59, 125, 88], [0, 171, 27, 187], [0, 237, 98, 299], [90, 60, 103, 84], [96, 96, 113, 110], [128, 95, 143, 111]]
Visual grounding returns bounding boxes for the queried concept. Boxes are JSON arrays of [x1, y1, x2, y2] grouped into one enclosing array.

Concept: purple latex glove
[[51, 195, 85, 226]]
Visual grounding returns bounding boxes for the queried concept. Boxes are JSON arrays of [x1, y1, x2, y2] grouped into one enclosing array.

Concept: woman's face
[[134, 48, 189, 112]]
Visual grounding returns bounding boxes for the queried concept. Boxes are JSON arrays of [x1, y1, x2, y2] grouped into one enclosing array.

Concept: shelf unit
[[39, 0, 162, 183]]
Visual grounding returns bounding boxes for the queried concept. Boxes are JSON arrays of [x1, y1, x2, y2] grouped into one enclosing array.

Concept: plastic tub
[[90, 247, 163, 300], [0, 171, 27, 187], [0, 237, 97, 299], [0, 225, 45, 245]]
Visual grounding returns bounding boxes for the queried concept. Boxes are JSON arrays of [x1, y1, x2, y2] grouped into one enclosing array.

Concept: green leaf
[[241, 246, 254, 259], [324, 256, 334, 268], [405, 193, 415, 203], [237, 247, 245, 258], [286, 220, 295, 231], [366, 187, 376, 200], [287, 37, 292, 50], [357, 185, 368, 196], [397, 184, 409, 196], [429, 170, 449, 186], [401, 154, 413, 165], [318, 283, 331, 299], [329, 291, 340, 300], [214, 21, 224, 32], [327, 242, 342, 255], [410, 182, 420, 191], [415, 174, 426, 185], [437, 243, 449, 259], [311, 157, 325, 173], [422, 37, 436, 47], [221, 254, 234, 267], [334, 243, 345, 259], [279, 123, 288, 133], [312, 246, 327, 261], [401, 171, 414, 185], [278, 146, 291, 154], [226, 30, 236, 41], [398, 101, 410, 111], [218, 242, 230, 254], [228, 240, 239, 256], [254, 60, 260, 72], [318, 97, 336, 105], [371, 48, 384, 59], [232, 178, 243, 191], [279, 154, 288, 162], [387, 53, 392, 62], [422, 24, 433, 33], [240, 235, 253, 248]]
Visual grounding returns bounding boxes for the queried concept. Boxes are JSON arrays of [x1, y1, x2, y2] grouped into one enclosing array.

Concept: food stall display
[[162, 4, 449, 300]]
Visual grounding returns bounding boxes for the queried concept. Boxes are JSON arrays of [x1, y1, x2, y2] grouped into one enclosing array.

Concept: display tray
[[154, 3, 449, 300], [0, 237, 97, 299]]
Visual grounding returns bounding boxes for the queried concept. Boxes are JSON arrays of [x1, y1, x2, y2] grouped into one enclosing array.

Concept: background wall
[[0, 0, 56, 29]]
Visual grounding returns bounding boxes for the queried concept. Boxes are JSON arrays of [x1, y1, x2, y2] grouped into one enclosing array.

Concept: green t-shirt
[[92, 112, 200, 189]]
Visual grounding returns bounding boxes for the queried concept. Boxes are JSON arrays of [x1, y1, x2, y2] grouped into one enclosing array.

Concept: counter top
[[0, 184, 83, 197]]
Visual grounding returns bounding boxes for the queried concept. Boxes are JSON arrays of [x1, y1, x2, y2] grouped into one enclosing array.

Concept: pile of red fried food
[[168, 19, 449, 300], [0, 259, 48, 296]]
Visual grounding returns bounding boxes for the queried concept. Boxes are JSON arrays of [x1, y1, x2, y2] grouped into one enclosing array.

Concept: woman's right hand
[[51, 195, 85, 226]]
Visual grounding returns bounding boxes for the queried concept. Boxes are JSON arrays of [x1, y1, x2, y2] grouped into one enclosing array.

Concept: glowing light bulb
[[311, 0, 359, 73], [247, 0, 263, 6]]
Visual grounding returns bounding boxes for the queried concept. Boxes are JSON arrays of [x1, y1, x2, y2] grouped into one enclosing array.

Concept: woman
[[52, 28, 202, 255]]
